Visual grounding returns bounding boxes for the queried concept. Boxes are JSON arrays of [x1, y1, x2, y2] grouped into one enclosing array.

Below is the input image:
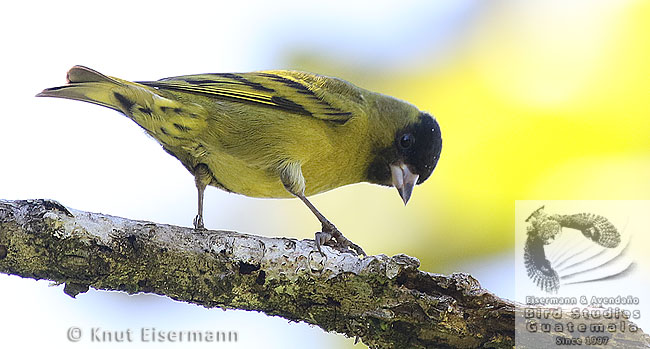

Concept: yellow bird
[[37, 66, 442, 256]]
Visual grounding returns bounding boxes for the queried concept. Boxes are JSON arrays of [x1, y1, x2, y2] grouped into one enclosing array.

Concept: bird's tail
[[36, 66, 206, 139], [37, 65, 149, 114]]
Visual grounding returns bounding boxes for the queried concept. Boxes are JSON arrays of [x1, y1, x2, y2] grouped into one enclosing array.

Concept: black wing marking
[[138, 71, 357, 125]]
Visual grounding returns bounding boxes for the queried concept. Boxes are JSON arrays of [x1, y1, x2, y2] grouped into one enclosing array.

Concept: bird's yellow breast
[[204, 151, 290, 198], [193, 109, 372, 198]]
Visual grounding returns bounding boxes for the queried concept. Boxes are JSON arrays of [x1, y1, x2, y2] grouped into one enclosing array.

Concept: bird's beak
[[390, 162, 419, 205]]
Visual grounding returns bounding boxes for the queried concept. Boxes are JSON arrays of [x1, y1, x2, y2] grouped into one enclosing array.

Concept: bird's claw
[[314, 231, 331, 255], [193, 214, 206, 230], [315, 223, 366, 257]]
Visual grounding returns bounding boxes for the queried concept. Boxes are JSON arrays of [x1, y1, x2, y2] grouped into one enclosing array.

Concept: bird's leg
[[280, 162, 365, 256], [193, 164, 211, 230], [295, 193, 366, 256], [193, 186, 205, 230]]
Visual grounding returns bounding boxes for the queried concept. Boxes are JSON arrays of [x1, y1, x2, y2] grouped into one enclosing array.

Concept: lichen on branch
[[1, 199, 647, 348]]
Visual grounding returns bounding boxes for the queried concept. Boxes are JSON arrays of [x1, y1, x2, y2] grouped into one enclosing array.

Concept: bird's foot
[[193, 214, 206, 230], [315, 223, 366, 257]]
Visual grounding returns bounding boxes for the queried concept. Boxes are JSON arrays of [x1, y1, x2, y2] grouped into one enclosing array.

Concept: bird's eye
[[399, 133, 415, 150]]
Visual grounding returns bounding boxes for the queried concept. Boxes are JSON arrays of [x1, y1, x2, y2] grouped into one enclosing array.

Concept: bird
[[37, 65, 442, 256], [524, 206, 621, 293]]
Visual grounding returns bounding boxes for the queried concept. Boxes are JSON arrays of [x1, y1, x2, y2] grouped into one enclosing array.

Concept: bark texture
[[0, 199, 647, 348]]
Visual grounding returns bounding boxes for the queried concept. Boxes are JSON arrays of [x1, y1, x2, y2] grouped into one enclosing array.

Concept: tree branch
[[0, 199, 647, 348]]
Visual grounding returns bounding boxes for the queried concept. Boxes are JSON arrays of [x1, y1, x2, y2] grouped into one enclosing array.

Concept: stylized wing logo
[[524, 206, 631, 293]]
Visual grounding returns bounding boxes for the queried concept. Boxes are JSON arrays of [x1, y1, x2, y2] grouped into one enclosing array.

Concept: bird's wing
[[138, 70, 363, 125], [552, 213, 620, 248], [524, 235, 560, 293]]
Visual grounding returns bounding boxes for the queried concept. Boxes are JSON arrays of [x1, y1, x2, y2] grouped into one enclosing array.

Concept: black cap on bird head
[[367, 112, 442, 204]]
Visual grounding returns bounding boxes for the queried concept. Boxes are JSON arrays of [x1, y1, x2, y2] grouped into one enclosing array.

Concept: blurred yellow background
[[1, 1, 649, 348], [288, 0, 650, 272]]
